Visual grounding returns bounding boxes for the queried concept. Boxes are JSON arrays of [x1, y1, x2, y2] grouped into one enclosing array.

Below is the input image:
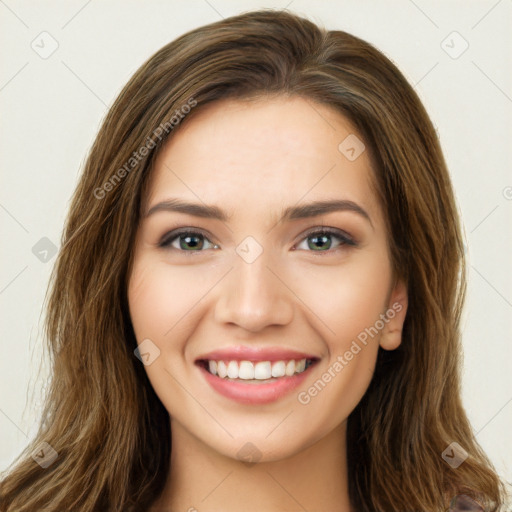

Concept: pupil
[[181, 235, 202, 250], [309, 234, 331, 251]]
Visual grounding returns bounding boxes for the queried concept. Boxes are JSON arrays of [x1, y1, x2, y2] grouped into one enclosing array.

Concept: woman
[[0, 9, 507, 512]]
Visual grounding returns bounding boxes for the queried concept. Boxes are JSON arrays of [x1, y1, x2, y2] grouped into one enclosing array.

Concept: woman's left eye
[[159, 227, 356, 254], [294, 228, 356, 253]]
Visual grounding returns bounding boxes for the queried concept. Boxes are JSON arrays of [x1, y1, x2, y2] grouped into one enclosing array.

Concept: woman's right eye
[[159, 230, 218, 253]]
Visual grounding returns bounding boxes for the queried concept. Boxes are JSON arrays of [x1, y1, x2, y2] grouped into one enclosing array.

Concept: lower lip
[[197, 363, 315, 404]]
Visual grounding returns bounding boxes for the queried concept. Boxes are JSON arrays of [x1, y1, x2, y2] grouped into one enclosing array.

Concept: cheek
[[290, 249, 392, 352], [128, 256, 209, 342], [128, 261, 172, 341], [293, 254, 390, 428]]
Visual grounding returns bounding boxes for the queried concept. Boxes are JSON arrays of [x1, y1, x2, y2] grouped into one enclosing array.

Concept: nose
[[214, 251, 294, 333]]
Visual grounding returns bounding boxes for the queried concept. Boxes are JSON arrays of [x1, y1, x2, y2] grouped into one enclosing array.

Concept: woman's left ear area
[[379, 278, 408, 351]]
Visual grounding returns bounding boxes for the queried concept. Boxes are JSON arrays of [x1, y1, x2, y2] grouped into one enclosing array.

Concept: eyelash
[[158, 226, 357, 255]]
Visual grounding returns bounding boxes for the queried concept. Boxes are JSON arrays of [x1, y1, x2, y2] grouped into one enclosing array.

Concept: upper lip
[[195, 346, 319, 363]]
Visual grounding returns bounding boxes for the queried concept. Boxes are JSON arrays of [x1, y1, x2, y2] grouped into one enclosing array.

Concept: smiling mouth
[[196, 358, 318, 382]]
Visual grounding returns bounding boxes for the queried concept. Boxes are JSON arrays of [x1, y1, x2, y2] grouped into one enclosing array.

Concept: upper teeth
[[208, 359, 308, 380]]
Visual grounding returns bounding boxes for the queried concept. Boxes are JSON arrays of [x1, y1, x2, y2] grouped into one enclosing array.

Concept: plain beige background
[[1, 0, 511, 486]]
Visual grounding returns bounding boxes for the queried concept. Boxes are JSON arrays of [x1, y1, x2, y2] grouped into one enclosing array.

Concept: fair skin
[[128, 95, 408, 512]]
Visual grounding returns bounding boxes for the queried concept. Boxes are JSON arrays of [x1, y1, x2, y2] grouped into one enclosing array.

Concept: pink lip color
[[196, 346, 318, 363], [197, 363, 314, 405]]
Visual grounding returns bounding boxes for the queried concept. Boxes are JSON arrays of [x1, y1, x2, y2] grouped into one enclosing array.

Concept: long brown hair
[[0, 9, 507, 511]]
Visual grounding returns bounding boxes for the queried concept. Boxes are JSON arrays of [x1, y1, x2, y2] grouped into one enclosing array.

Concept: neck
[[151, 419, 352, 512]]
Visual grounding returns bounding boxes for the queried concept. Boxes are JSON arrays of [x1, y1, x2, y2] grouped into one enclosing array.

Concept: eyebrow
[[144, 198, 373, 227]]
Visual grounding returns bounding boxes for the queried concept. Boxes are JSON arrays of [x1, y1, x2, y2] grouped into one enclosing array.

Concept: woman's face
[[128, 95, 407, 462]]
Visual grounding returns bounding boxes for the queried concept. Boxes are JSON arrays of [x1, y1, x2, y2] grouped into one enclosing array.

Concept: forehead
[[146, 95, 381, 225]]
